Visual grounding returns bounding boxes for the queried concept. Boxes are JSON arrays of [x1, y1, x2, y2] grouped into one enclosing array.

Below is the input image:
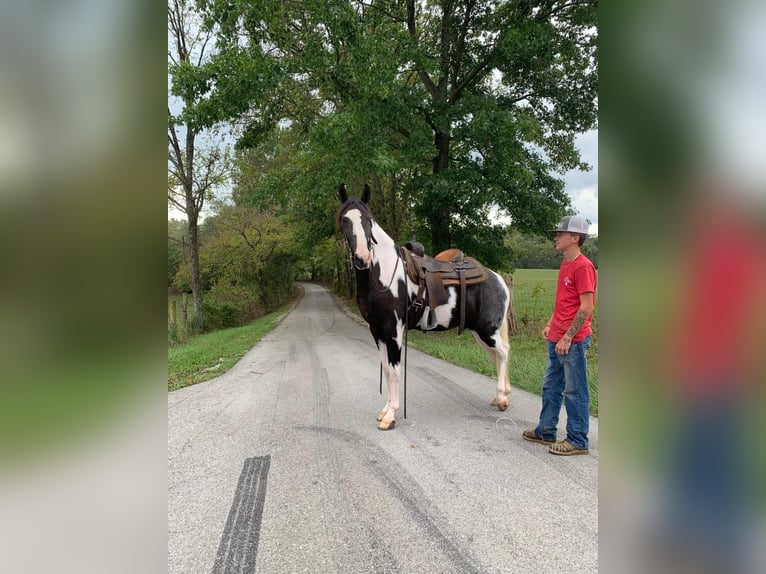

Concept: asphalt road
[[168, 282, 598, 574]]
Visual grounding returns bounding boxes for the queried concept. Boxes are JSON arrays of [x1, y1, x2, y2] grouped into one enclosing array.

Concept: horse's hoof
[[491, 397, 509, 411], [378, 419, 396, 431]]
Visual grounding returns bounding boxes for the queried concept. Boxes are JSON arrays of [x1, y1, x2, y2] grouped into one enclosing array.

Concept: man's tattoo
[[565, 309, 589, 340]]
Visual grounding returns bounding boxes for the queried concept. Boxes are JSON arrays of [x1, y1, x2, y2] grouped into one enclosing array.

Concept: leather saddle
[[401, 242, 488, 333]]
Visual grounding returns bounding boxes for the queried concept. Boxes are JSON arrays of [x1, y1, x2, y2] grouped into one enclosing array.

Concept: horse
[[336, 183, 512, 430]]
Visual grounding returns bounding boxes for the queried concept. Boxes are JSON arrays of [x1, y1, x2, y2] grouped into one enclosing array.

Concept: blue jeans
[[535, 336, 591, 449]]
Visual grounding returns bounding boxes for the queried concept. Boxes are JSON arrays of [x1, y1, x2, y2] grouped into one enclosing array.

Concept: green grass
[[168, 303, 294, 391]]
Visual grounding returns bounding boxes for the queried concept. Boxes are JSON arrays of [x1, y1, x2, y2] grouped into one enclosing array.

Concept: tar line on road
[[211, 455, 271, 574]]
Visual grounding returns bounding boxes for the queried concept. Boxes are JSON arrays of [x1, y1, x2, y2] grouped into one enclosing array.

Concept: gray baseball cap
[[550, 215, 590, 235]]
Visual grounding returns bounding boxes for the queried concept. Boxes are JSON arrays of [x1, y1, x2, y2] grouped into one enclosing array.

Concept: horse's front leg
[[376, 338, 402, 430]]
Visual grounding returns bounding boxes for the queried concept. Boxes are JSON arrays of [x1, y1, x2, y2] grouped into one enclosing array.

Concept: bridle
[[342, 213, 402, 293]]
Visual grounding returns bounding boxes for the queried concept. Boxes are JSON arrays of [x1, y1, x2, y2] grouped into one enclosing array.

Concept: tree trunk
[[187, 209, 204, 332], [430, 129, 452, 252]]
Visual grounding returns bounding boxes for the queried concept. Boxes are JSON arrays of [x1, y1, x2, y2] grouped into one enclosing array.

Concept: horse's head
[[336, 183, 376, 270]]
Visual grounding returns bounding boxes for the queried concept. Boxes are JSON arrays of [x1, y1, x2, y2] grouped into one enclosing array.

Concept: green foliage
[[174, 1, 598, 303], [190, 0, 597, 262], [195, 203, 299, 328], [582, 235, 599, 267], [505, 228, 562, 269], [504, 228, 599, 270], [202, 300, 239, 331]]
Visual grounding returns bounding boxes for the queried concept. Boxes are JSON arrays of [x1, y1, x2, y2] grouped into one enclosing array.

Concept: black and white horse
[[336, 184, 512, 430]]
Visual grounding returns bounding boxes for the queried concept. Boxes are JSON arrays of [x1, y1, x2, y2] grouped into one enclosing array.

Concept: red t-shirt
[[674, 221, 763, 390], [548, 254, 597, 343]]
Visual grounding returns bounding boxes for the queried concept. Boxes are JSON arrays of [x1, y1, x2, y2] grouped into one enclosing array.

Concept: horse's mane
[[335, 197, 373, 231]]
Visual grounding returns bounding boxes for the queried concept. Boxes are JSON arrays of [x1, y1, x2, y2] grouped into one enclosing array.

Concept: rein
[[369, 243, 402, 293]]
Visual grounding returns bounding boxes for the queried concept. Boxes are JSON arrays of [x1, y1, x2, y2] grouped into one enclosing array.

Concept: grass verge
[[168, 300, 297, 391]]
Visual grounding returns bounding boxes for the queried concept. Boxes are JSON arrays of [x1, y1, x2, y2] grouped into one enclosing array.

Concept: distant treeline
[[504, 229, 599, 270]]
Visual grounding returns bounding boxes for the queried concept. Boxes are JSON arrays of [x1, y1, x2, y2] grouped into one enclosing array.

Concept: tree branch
[[537, 0, 596, 21], [437, 0, 454, 96], [406, 0, 438, 98], [451, 0, 476, 90], [168, 110, 186, 181], [167, 193, 187, 213], [450, 57, 491, 103]]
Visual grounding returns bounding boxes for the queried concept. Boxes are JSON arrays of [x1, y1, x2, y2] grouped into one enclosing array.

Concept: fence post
[[169, 299, 177, 340], [504, 275, 519, 336], [182, 293, 188, 340]]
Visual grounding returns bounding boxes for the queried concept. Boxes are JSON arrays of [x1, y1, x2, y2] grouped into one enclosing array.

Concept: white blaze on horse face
[[344, 209, 372, 266]]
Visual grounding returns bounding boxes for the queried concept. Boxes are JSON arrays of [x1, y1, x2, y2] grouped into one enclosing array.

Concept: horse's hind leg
[[473, 321, 510, 411]]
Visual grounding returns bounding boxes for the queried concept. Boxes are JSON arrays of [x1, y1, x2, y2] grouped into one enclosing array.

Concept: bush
[[202, 300, 239, 331]]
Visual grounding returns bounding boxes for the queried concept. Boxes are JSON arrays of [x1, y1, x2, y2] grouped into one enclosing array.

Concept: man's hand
[[555, 335, 572, 355]]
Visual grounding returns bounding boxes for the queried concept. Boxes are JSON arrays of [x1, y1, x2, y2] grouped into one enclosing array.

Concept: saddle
[[401, 242, 488, 334]]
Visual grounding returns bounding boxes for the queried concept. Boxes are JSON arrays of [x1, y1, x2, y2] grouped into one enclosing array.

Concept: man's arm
[[555, 292, 595, 354], [542, 313, 554, 339]]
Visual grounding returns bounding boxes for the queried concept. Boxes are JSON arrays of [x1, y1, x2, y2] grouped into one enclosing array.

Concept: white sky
[[565, 129, 598, 236]]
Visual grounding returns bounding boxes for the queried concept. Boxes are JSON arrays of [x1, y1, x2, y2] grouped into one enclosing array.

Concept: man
[[523, 215, 597, 455]]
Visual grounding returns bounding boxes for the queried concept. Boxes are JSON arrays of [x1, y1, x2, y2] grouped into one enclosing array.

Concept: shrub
[[202, 300, 239, 331]]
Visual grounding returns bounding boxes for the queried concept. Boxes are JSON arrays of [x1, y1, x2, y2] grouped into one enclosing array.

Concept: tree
[[201, 202, 298, 321], [196, 0, 597, 258], [168, 0, 228, 332], [401, 0, 598, 250]]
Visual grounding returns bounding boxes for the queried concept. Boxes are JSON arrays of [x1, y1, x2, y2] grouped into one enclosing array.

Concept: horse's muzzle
[[353, 254, 370, 270]]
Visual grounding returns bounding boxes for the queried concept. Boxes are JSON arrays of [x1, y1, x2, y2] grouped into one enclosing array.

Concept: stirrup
[[423, 307, 439, 330]]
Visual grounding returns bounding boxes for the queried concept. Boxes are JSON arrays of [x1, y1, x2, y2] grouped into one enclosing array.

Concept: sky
[[564, 129, 599, 236]]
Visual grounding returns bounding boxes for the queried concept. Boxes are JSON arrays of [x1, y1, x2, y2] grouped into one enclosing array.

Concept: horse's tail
[[502, 274, 517, 338]]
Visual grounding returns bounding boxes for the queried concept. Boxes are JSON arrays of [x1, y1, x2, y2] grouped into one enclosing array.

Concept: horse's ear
[[361, 184, 371, 204], [338, 183, 348, 203]]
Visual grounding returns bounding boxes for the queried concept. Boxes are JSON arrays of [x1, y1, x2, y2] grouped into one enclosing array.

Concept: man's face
[[553, 231, 578, 251]]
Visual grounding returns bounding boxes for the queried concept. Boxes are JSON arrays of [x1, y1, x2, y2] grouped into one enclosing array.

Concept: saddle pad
[[428, 258, 488, 306], [438, 257, 489, 285]]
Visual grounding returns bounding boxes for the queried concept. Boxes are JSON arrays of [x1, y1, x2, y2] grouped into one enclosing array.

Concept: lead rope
[[404, 292, 408, 419]]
